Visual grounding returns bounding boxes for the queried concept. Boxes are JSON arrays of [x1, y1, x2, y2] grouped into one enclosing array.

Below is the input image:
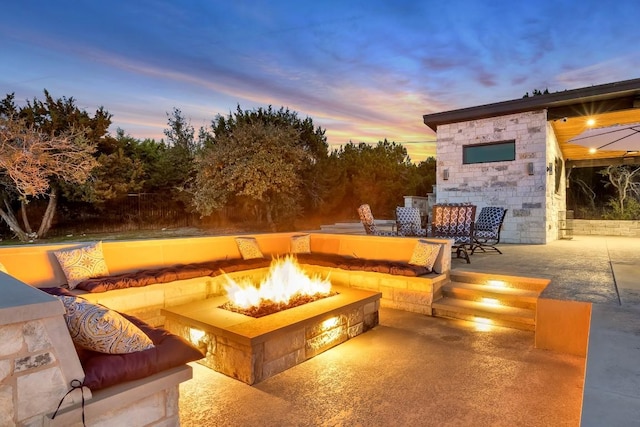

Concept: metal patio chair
[[431, 203, 476, 263], [395, 206, 428, 237], [357, 204, 396, 236], [471, 207, 508, 254]]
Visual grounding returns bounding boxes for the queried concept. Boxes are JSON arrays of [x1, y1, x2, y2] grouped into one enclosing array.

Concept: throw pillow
[[290, 234, 311, 254], [408, 240, 440, 271], [53, 241, 110, 289], [59, 296, 154, 354], [235, 237, 264, 260], [0, 262, 8, 274]]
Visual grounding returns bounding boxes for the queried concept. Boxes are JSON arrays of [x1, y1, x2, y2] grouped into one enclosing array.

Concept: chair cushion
[[475, 207, 506, 237]]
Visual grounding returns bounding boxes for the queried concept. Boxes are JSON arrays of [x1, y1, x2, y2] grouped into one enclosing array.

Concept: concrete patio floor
[[178, 235, 639, 426]]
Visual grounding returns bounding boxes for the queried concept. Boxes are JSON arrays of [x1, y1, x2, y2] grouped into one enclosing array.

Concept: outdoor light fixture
[[527, 162, 534, 175], [443, 169, 449, 180], [486, 280, 507, 288], [586, 118, 596, 126], [474, 317, 493, 332], [189, 327, 205, 344]]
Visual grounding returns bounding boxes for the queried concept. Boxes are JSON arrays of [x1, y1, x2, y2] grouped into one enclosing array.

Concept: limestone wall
[[435, 110, 565, 244], [0, 274, 86, 426], [573, 219, 640, 236]]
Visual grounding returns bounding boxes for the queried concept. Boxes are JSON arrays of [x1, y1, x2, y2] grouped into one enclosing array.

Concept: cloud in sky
[[1, 0, 640, 162]]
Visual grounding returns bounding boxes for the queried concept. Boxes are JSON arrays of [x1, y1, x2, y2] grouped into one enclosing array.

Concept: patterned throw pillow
[[53, 242, 110, 289], [408, 240, 441, 271], [235, 237, 264, 260], [290, 234, 311, 254], [59, 296, 154, 354]]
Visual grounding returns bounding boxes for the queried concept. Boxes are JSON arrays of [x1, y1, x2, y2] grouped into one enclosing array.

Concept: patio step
[[432, 272, 549, 331], [319, 222, 365, 234], [319, 220, 395, 235], [441, 281, 539, 310], [432, 298, 536, 331]]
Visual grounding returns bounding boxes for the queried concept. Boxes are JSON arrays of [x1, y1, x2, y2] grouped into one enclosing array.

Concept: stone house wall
[[435, 110, 566, 244]]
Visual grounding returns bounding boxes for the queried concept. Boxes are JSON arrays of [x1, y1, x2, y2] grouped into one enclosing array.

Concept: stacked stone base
[[164, 286, 381, 385]]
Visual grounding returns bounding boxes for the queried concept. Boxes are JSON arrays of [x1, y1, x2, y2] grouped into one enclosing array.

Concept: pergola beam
[[566, 156, 640, 169]]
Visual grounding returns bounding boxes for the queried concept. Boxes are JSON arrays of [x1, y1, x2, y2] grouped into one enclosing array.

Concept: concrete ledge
[[580, 304, 640, 426]]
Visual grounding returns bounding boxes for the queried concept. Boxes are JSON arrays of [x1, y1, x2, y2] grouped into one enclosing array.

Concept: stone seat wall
[[0, 274, 189, 427], [0, 232, 452, 425]]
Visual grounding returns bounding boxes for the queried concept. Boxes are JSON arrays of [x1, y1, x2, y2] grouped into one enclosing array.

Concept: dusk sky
[[2, 1, 640, 162]]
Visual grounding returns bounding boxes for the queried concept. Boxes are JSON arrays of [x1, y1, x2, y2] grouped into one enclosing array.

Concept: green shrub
[[602, 197, 640, 220]]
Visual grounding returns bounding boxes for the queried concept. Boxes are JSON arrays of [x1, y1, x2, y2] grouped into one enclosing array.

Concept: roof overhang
[[423, 78, 640, 164]]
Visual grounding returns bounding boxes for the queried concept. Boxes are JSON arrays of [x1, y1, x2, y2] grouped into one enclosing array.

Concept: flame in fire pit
[[224, 255, 332, 309]]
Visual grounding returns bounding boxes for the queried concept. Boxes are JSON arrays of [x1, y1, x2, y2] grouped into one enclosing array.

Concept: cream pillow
[[59, 296, 154, 354], [290, 234, 311, 254], [53, 242, 110, 289], [408, 240, 441, 272], [0, 262, 8, 274], [235, 237, 264, 260]]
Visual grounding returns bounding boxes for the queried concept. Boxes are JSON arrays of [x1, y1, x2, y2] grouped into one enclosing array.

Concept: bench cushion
[[295, 253, 433, 276], [75, 258, 272, 293], [77, 312, 203, 390], [41, 287, 204, 390]]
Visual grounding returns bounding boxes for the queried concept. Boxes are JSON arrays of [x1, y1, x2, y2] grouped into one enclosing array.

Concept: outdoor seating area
[[358, 203, 508, 263]]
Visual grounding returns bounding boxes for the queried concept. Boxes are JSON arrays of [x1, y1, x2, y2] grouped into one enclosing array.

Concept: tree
[[0, 114, 97, 241], [600, 165, 640, 219], [318, 140, 413, 219], [0, 90, 108, 240], [193, 119, 306, 229], [206, 105, 329, 216]]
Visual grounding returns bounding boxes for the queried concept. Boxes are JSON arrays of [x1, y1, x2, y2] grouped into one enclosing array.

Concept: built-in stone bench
[[0, 273, 191, 427], [1, 232, 453, 426]]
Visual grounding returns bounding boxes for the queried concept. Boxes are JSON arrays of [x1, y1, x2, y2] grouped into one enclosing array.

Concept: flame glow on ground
[[223, 255, 332, 310]]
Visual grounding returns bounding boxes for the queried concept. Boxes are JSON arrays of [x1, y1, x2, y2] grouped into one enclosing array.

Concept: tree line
[[0, 90, 435, 242]]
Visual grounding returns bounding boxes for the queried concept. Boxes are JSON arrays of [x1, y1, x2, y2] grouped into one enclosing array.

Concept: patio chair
[[431, 203, 476, 263], [395, 206, 428, 237], [357, 204, 396, 236], [471, 207, 508, 254]]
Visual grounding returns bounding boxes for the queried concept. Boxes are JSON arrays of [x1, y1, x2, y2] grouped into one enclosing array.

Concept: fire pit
[[162, 257, 381, 385]]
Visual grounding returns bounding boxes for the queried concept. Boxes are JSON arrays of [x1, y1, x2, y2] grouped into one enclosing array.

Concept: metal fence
[[52, 193, 200, 235]]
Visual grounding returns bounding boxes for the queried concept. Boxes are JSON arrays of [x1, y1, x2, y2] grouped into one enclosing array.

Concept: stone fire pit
[[162, 285, 381, 384]]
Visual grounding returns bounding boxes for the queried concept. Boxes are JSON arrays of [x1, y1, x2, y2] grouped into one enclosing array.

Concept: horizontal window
[[463, 140, 515, 164]]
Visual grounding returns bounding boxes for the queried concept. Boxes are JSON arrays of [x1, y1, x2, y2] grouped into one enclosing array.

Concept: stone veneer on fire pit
[[162, 285, 381, 385]]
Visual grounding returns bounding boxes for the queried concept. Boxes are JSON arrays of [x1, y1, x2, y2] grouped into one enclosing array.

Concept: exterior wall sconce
[[527, 162, 534, 175], [546, 162, 553, 175], [443, 169, 449, 180]]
